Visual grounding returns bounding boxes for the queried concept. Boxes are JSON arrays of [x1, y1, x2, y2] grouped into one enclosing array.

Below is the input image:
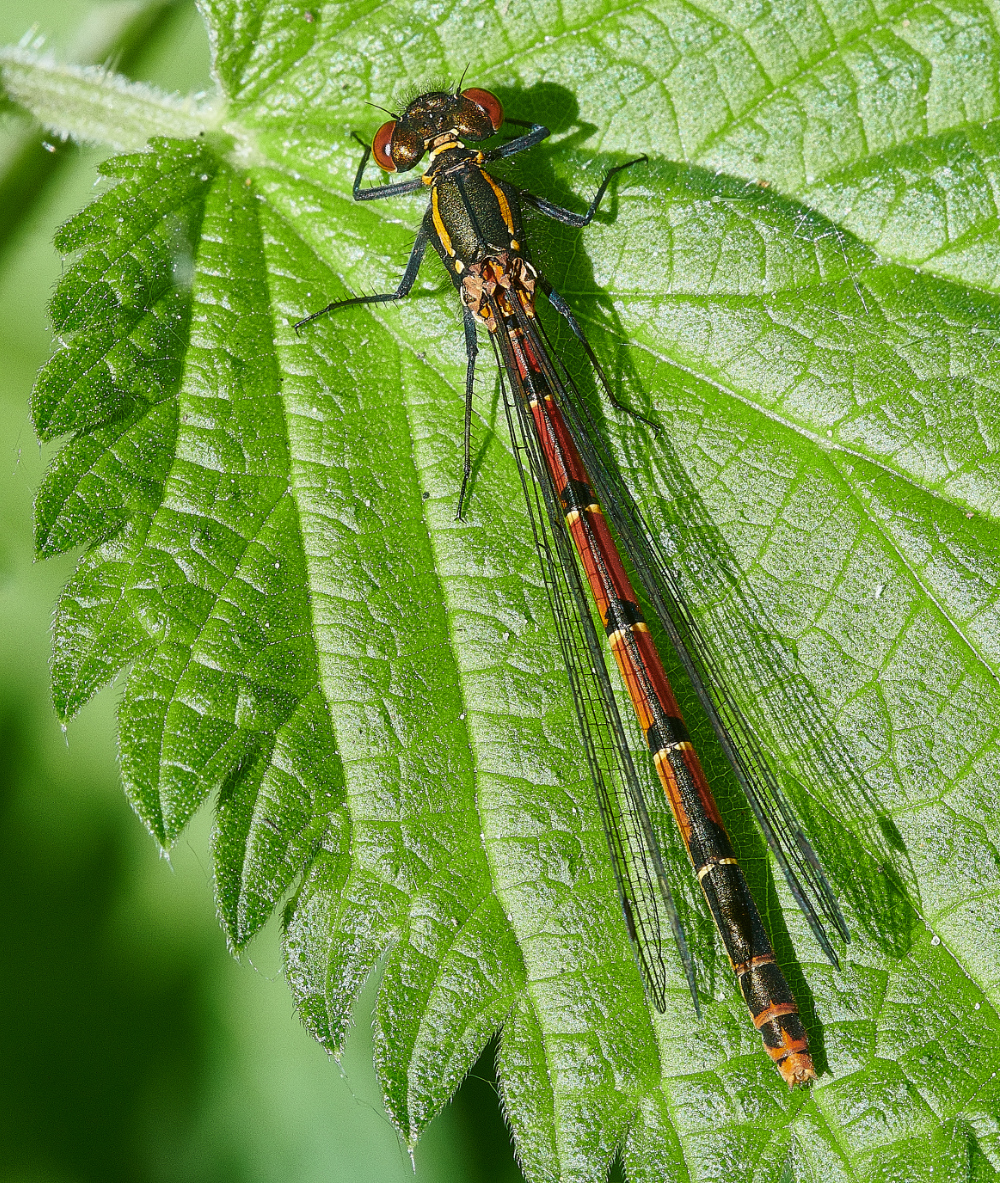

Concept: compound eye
[[389, 128, 423, 172], [461, 88, 504, 132], [372, 119, 397, 171]]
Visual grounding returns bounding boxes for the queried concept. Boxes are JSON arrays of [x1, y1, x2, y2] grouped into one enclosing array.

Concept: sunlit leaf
[[5, 0, 1000, 1178]]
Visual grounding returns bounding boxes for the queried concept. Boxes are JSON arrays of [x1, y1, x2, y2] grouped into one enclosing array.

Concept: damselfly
[[296, 85, 849, 1087]]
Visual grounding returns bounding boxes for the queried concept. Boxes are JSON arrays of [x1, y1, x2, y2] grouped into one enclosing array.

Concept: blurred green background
[[0, 3, 525, 1179]]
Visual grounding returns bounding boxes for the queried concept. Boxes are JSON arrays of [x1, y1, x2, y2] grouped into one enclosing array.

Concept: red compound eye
[[461, 88, 504, 132], [372, 119, 397, 171]]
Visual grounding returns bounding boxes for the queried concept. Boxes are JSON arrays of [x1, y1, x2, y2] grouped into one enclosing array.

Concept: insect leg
[[294, 220, 431, 331], [520, 155, 647, 227], [483, 123, 551, 162], [456, 305, 479, 520], [536, 275, 660, 432]]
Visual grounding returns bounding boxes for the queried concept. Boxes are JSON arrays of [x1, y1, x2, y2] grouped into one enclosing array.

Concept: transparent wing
[[487, 321, 699, 1013], [529, 310, 850, 964]]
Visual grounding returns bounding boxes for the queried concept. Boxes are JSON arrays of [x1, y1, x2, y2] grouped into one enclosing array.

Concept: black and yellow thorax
[[425, 147, 527, 277]]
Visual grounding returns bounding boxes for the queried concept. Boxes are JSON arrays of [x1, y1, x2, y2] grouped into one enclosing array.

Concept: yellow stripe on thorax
[[482, 171, 516, 238], [431, 187, 454, 256]]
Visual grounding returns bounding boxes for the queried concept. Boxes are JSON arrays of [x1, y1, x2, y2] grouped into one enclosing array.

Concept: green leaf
[[0, 43, 221, 148], [8, 0, 1000, 1180]]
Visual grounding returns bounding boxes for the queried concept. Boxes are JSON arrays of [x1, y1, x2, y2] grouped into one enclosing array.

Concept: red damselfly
[[295, 85, 849, 1087]]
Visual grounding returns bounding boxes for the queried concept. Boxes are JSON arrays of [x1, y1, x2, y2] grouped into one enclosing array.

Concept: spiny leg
[[483, 122, 551, 163], [519, 154, 648, 227], [294, 221, 431, 332], [456, 305, 479, 520], [538, 275, 660, 433]]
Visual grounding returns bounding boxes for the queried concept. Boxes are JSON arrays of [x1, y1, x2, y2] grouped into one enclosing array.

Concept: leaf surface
[[8, 0, 1000, 1179]]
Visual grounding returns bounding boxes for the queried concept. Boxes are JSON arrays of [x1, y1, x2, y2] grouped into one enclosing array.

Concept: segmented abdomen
[[521, 354, 815, 1087]]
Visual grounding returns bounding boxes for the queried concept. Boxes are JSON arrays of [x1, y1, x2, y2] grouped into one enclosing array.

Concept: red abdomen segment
[[524, 379, 815, 1087]]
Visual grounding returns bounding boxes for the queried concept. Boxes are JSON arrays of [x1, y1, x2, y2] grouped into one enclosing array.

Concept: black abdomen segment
[[698, 859, 812, 1074]]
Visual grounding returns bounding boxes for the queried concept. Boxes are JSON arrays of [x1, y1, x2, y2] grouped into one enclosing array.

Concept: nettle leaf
[[7, 0, 1000, 1178]]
